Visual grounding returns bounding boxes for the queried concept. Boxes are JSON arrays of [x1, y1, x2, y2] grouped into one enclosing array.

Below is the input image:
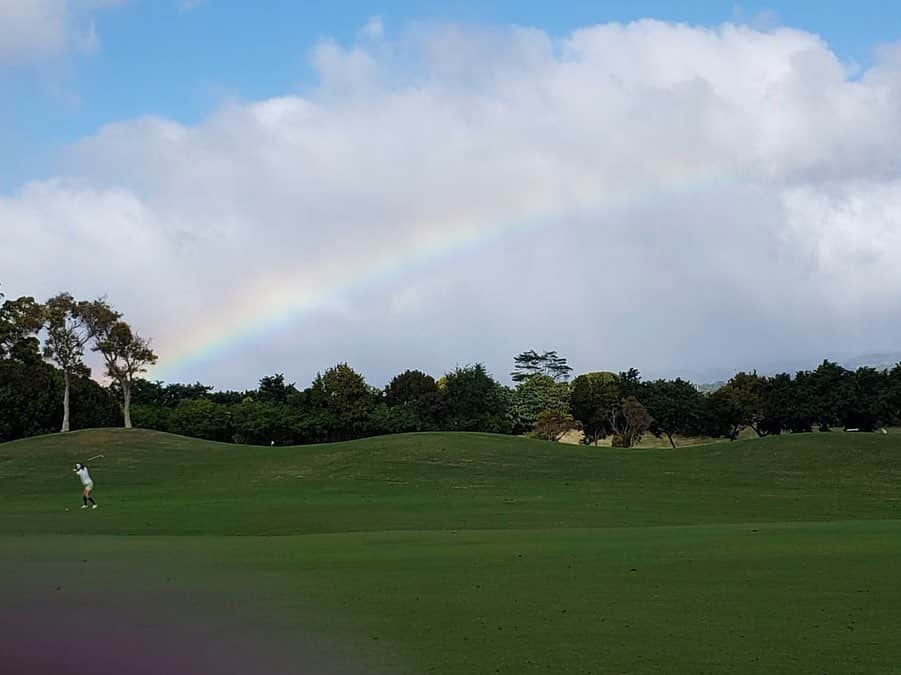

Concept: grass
[[2, 428, 900, 673]]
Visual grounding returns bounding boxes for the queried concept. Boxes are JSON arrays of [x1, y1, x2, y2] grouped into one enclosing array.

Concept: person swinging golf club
[[74, 463, 98, 509]]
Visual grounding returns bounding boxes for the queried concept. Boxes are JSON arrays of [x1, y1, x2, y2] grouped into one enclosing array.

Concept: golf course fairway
[[2, 429, 899, 674]]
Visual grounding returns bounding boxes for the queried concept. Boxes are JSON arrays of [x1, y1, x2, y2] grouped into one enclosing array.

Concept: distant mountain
[[694, 351, 901, 392], [839, 352, 901, 372]]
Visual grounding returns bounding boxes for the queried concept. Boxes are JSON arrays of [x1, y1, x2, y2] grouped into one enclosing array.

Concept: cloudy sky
[[3, 1, 901, 390]]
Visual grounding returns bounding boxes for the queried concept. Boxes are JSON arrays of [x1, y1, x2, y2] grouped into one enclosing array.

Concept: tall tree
[[79, 299, 158, 429], [43, 293, 89, 432], [512, 350, 573, 383]]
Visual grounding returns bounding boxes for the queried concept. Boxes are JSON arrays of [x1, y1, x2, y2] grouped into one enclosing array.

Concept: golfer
[[74, 463, 98, 509]]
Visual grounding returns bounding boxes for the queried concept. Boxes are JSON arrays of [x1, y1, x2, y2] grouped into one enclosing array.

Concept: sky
[[3, 1, 901, 390]]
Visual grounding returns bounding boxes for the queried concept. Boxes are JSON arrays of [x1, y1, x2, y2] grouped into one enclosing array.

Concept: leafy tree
[[385, 370, 439, 406], [80, 299, 158, 429], [43, 293, 90, 432], [703, 386, 744, 440], [0, 295, 44, 359], [68, 370, 120, 429], [257, 373, 297, 404], [883, 364, 901, 426], [533, 409, 577, 442], [129, 379, 215, 407], [616, 368, 643, 400], [757, 373, 792, 435], [309, 363, 373, 441], [808, 360, 854, 431], [643, 378, 705, 447], [0, 359, 58, 441], [370, 401, 424, 435], [168, 399, 234, 442], [232, 401, 297, 445], [844, 367, 885, 431], [726, 371, 767, 436], [784, 371, 816, 433], [509, 374, 571, 435], [442, 364, 511, 433], [130, 403, 173, 433], [570, 372, 619, 444], [384, 369, 444, 428], [611, 396, 651, 448], [0, 359, 118, 442], [512, 350, 573, 383]]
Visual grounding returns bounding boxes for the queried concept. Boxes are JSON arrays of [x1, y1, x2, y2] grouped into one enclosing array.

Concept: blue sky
[[5, 1, 901, 388], [3, 1, 900, 189]]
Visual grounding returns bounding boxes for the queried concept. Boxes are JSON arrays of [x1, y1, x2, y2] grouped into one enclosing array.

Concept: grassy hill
[[2, 429, 900, 673]]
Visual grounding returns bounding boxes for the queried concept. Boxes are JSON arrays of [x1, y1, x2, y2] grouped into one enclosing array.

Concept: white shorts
[[83, 481, 93, 492]]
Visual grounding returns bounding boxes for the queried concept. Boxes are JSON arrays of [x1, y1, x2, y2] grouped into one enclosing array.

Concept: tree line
[[108, 354, 901, 447], [4, 287, 901, 446]]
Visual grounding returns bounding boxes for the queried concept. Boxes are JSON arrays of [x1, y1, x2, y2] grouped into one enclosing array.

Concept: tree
[[0, 358, 118, 442], [385, 370, 439, 405], [43, 293, 90, 432], [570, 372, 620, 445], [757, 373, 792, 435], [168, 398, 234, 442], [784, 371, 816, 433], [384, 369, 444, 430], [611, 396, 651, 447], [80, 299, 158, 429], [883, 364, 901, 426], [0, 359, 59, 441], [808, 360, 854, 431], [257, 373, 297, 404], [703, 386, 744, 440], [726, 371, 767, 436], [642, 378, 705, 447], [844, 367, 885, 431], [442, 364, 511, 433], [616, 368, 643, 400], [509, 374, 571, 435], [309, 363, 374, 441], [0, 295, 44, 360], [512, 350, 573, 383], [533, 409, 577, 442]]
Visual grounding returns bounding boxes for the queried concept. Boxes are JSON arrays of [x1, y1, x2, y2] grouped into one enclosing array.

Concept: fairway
[[2, 430, 900, 673]]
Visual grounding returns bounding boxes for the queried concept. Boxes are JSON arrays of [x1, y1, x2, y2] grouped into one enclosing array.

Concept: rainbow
[[151, 164, 731, 382]]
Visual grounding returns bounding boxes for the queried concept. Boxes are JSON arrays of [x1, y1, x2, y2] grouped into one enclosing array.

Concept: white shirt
[[76, 466, 93, 486]]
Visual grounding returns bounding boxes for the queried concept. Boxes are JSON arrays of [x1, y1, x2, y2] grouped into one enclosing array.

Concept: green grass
[[2, 429, 900, 673]]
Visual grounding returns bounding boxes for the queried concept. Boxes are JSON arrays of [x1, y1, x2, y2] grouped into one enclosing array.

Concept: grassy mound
[[2, 429, 900, 673]]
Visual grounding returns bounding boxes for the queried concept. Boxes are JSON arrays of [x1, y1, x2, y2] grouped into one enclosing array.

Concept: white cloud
[[0, 0, 124, 67], [5, 19, 901, 387]]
